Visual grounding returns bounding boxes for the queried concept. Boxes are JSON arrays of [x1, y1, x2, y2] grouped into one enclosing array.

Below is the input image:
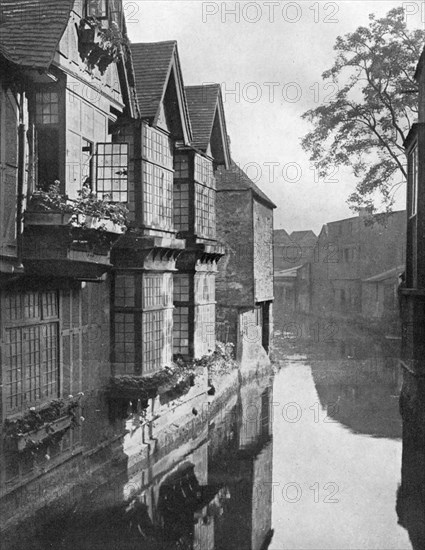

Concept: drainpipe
[[16, 90, 26, 262]]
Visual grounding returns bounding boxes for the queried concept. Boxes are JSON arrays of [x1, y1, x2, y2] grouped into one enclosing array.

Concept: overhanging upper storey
[[185, 84, 231, 169], [131, 41, 192, 144]]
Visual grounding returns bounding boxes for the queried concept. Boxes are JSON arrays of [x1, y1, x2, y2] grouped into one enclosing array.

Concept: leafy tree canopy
[[302, 7, 425, 215]]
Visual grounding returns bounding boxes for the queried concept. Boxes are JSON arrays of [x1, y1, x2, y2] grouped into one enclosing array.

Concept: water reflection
[[15, 366, 274, 550], [272, 313, 410, 549], [209, 370, 274, 550], [397, 374, 425, 549], [276, 315, 403, 439], [8, 310, 422, 549]]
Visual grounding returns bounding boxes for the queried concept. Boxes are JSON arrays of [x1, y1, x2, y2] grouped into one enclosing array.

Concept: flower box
[[22, 210, 125, 279], [6, 416, 73, 453], [24, 211, 74, 226], [77, 215, 126, 234], [25, 211, 125, 235]]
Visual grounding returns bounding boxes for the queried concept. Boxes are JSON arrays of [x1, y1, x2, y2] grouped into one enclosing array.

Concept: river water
[[271, 314, 410, 549], [6, 314, 420, 549]]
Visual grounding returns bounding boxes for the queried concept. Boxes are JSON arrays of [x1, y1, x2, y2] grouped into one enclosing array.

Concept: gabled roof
[[274, 229, 292, 244], [131, 41, 192, 144], [0, 0, 74, 69], [290, 230, 317, 243], [215, 161, 276, 209], [290, 230, 314, 241], [185, 84, 231, 168]]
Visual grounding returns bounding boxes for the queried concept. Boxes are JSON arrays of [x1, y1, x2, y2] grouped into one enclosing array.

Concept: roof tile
[[0, 0, 73, 69], [185, 84, 220, 150], [131, 41, 177, 120]]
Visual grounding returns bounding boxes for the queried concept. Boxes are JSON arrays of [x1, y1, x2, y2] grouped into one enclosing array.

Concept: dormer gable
[[185, 84, 231, 169], [131, 41, 192, 144]]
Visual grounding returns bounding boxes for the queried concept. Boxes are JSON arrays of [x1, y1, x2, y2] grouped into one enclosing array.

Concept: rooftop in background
[[274, 229, 292, 244], [216, 161, 276, 209], [290, 230, 317, 243]]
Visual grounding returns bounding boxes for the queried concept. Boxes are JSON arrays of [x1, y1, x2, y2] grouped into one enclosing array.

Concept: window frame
[[32, 85, 64, 190], [95, 142, 129, 203], [2, 290, 60, 418], [85, 0, 109, 20]]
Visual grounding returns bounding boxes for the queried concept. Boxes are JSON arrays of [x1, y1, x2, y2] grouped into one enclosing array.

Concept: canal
[[6, 314, 422, 549]]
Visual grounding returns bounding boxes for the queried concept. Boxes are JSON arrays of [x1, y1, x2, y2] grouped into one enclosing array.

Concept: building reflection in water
[[397, 374, 425, 550], [30, 367, 274, 550], [288, 317, 404, 439], [208, 370, 274, 550]]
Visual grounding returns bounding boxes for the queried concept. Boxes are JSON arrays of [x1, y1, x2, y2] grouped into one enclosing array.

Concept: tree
[[301, 7, 425, 215]]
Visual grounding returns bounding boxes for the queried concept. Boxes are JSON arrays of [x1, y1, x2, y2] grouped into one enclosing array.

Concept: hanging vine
[[78, 16, 128, 74]]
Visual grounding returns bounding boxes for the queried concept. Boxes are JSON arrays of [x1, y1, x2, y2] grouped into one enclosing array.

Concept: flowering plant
[[28, 182, 129, 229]]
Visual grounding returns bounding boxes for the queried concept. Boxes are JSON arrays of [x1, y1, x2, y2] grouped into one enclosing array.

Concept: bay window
[[113, 272, 174, 375], [194, 154, 216, 240], [142, 162, 173, 229]]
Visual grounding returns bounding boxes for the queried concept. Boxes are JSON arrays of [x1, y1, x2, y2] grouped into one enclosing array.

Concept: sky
[[123, 0, 424, 234]]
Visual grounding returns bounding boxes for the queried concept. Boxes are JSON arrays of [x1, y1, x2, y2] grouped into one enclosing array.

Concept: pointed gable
[[131, 41, 192, 144], [216, 162, 276, 209], [274, 229, 292, 245], [0, 0, 74, 69], [185, 84, 231, 168]]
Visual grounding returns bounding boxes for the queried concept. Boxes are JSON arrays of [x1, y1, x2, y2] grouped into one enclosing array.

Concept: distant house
[[311, 210, 406, 323], [274, 228, 317, 271], [362, 265, 405, 321], [215, 162, 276, 358], [274, 263, 312, 315], [290, 230, 317, 253], [273, 228, 316, 315]]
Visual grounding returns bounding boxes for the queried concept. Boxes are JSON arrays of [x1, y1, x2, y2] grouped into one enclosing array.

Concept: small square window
[[85, 0, 108, 19], [35, 91, 59, 125]]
